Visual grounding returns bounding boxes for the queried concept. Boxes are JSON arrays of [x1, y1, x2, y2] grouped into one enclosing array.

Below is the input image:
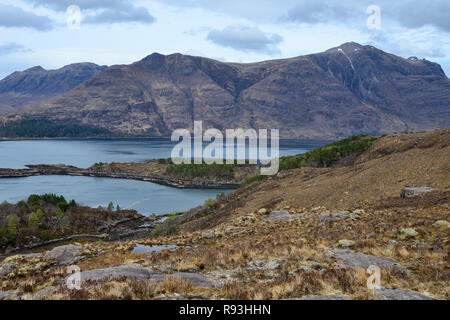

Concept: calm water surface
[[0, 139, 328, 215]]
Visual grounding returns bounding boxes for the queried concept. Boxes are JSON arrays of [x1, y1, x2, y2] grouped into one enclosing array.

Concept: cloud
[[22, 0, 156, 25], [284, 1, 359, 24], [283, 0, 450, 33], [0, 43, 32, 56], [21, 0, 127, 11], [83, 6, 156, 25], [388, 1, 450, 33], [206, 26, 283, 54], [0, 4, 53, 31]]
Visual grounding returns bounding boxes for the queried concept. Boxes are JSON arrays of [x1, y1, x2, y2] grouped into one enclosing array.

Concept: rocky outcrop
[[2, 42, 449, 139]]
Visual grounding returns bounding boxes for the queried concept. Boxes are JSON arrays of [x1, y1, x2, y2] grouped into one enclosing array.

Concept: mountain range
[[1, 42, 449, 139]]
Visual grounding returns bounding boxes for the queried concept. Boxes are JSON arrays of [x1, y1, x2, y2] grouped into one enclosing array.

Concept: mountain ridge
[[1, 42, 449, 139], [0, 62, 107, 115]]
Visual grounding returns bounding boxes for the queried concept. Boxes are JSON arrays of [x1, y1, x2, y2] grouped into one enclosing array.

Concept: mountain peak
[[25, 66, 45, 72]]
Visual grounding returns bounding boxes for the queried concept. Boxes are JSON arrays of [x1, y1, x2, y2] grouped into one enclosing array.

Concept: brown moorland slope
[[0, 130, 448, 300]]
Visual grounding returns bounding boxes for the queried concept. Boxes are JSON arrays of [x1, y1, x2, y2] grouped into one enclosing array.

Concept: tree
[[107, 202, 114, 211], [6, 214, 20, 239], [56, 208, 64, 218], [28, 209, 44, 229]]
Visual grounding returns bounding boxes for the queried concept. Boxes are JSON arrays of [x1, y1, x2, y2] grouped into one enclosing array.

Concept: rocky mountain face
[[2, 42, 449, 139], [0, 63, 107, 114]]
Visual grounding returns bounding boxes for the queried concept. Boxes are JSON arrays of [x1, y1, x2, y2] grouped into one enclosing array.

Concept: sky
[[0, 0, 449, 79]]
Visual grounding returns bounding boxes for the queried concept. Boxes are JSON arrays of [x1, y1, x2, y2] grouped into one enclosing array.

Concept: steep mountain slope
[[2, 43, 449, 138], [0, 63, 107, 114]]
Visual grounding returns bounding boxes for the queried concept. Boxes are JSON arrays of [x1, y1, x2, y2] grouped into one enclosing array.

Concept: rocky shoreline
[[0, 164, 240, 189]]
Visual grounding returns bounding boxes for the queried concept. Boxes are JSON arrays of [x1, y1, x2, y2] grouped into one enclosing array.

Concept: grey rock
[[45, 244, 82, 265], [0, 290, 16, 300], [401, 187, 434, 198], [320, 212, 348, 223], [262, 210, 292, 221], [0, 262, 18, 276], [74, 264, 155, 284], [330, 249, 409, 274], [202, 232, 213, 239], [374, 288, 435, 300], [298, 295, 352, 300], [400, 228, 419, 238], [32, 286, 58, 300], [69, 264, 216, 288]]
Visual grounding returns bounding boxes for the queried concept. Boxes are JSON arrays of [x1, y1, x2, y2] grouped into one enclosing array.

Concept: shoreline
[[0, 165, 240, 190]]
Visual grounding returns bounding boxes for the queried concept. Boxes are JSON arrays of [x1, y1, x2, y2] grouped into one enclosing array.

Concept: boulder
[[433, 220, 450, 229], [400, 228, 419, 238], [374, 288, 435, 300], [258, 208, 268, 215], [262, 210, 292, 222], [401, 187, 434, 198], [45, 244, 82, 265], [0, 262, 18, 276], [201, 232, 213, 239], [329, 249, 409, 274], [337, 240, 356, 248]]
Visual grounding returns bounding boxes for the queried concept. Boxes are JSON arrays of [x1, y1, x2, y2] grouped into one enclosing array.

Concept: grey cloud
[[83, 6, 156, 25], [284, 0, 450, 33], [284, 0, 360, 24], [23, 0, 156, 25], [207, 26, 283, 54], [22, 0, 127, 11], [388, 1, 450, 33], [0, 4, 53, 31], [0, 43, 32, 55]]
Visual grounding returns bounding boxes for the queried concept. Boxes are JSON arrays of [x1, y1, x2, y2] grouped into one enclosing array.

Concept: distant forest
[[0, 119, 112, 138]]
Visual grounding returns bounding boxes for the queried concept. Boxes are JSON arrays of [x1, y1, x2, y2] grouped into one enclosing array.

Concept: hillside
[[1, 42, 449, 139], [0, 129, 448, 300], [0, 63, 107, 115]]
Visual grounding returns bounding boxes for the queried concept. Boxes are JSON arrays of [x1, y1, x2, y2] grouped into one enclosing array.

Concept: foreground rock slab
[[329, 249, 409, 274], [45, 244, 82, 265], [68, 264, 216, 288], [375, 288, 435, 300], [287, 295, 352, 300]]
